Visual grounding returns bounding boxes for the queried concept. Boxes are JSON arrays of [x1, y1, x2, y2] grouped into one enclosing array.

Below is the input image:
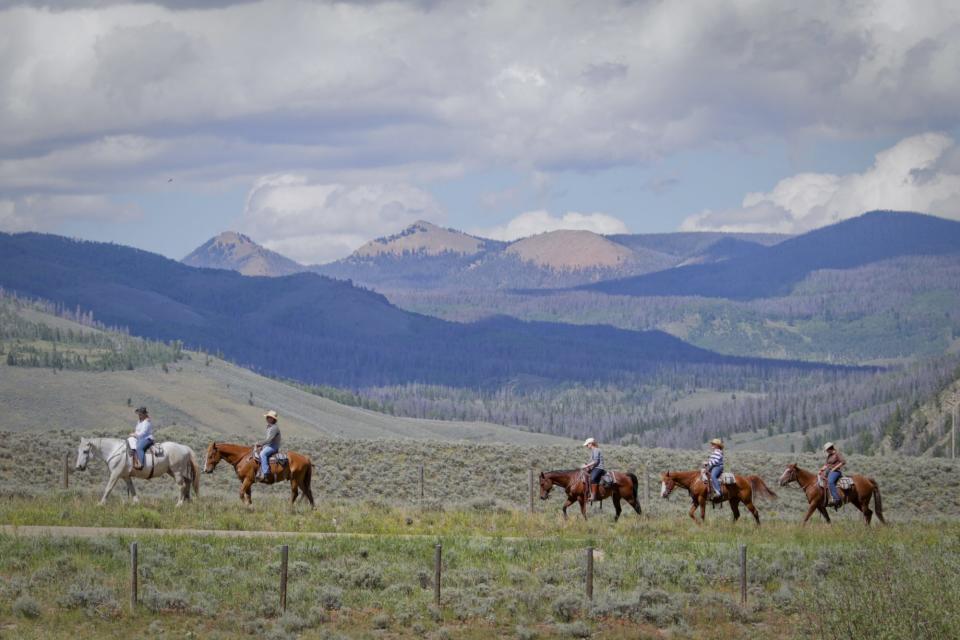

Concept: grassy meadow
[[1, 429, 960, 639]]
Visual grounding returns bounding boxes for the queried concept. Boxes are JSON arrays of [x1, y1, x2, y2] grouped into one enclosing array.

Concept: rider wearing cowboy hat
[[129, 406, 153, 470], [704, 438, 724, 500], [820, 442, 846, 508], [256, 410, 281, 482], [582, 437, 605, 504]]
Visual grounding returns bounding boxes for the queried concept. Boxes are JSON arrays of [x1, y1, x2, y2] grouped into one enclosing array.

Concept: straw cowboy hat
[[823, 442, 835, 452], [709, 438, 724, 448], [264, 410, 279, 421], [583, 437, 596, 447]]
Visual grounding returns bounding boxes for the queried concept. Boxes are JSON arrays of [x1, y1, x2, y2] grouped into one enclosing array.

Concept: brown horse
[[539, 469, 642, 521], [203, 442, 315, 508], [660, 469, 777, 525], [778, 463, 885, 526]]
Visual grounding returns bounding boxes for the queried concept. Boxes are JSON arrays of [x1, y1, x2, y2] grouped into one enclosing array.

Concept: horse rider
[[704, 438, 724, 500], [129, 406, 154, 470], [820, 442, 846, 508], [255, 410, 281, 482], [582, 437, 604, 503]]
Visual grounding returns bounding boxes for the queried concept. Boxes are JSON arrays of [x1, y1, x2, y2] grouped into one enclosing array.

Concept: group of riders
[[133, 406, 849, 508], [130, 405, 282, 482], [582, 434, 847, 507]]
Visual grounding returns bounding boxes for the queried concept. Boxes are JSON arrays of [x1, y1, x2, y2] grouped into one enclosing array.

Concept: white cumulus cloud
[[475, 210, 630, 241], [680, 133, 960, 234], [239, 175, 445, 264]]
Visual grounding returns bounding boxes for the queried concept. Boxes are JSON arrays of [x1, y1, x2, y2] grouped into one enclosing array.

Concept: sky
[[2, 0, 960, 264]]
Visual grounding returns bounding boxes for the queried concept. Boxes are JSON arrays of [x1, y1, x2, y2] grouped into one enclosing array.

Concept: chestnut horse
[[204, 442, 315, 508], [778, 463, 885, 526], [660, 469, 777, 525], [538, 469, 642, 521]]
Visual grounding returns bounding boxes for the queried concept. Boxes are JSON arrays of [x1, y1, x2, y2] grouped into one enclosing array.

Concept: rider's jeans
[[135, 436, 153, 464], [710, 465, 723, 495], [828, 470, 842, 502], [259, 445, 277, 475]]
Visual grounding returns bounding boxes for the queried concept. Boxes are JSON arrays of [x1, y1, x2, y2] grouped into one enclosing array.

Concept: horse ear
[[539, 471, 544, 478]]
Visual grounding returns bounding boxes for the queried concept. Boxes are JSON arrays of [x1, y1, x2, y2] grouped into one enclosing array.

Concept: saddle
[[250, 450, 289, 467], [125, 437, 163, 460], [699, 470, 736, 485], [600, 472, 617, 488]]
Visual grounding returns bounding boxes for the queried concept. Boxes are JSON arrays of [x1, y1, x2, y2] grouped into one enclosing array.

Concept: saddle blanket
[[600, 472, 617, 487], [251, 452, 289, 466], [817, 475, 853, 490], [125, 437, 163, 457], [701, 470, 737, 485]]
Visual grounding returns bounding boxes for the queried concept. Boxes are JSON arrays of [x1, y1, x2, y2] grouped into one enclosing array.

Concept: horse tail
[[749, 475, 777, 500], [190, 450, 200, 497], [628, 472, 639, 503], [872, 479, 883, 520], [304, 459, 313, 492]]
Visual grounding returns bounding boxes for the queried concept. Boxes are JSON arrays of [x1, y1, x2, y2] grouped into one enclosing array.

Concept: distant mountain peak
[[506, 229, 636, 271], [182, 231, 304, 277], [353, 220, 486, 258]]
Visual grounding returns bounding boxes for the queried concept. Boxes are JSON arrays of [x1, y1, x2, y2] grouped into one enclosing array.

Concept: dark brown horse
[[778, 463, 885, 526], [539, 469, 642, 521], [660, 469, 777, 525], [204, 442, 315, 508]]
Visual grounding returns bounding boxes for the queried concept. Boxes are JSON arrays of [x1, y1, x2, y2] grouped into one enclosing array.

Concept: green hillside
[[0, 296, 567, 445]]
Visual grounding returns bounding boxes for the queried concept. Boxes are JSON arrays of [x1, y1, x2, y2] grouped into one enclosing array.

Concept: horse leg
[[240, 476, 254, 505], [625, 491, 642, 516], [124, 477, 139, 504], [801, 502, 818, 525], [861, 499, 873, 526], [578, 496, 588, 520], [612, 494, 622, 522], [561, 498, 572, 520], [744, 500, 760, 526], [290, 477, 300, 506], [729, 499, 741, 522], [99, 470, 123, 505], [817, 505, 832, 523], [301, 473, 315, 509]]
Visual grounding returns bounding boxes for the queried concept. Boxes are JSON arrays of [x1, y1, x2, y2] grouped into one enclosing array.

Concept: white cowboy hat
[[823, 442, 835, 451], [583, 437, 596, 447], [264, 410, 279, 421], [709, 438, 723, 447]]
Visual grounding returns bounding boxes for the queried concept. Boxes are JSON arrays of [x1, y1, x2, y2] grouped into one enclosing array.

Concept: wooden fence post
[[63, 453, 70, 489], [433, 544, 442, 607], [739, 544, 747, 605], [280, 544, 289, 612], [129, 542, 138, 612], [585, 547, 594, 601], [419, 465, 425, 502], [528, 468, 535, 513]]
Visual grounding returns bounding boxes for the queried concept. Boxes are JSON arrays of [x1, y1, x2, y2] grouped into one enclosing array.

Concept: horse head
[[660, 471, 676, 499], [75, 438, 95, 472], [778, 463, 798, 487], [204, 442, 221, 473], [539, 471, 554, 500]]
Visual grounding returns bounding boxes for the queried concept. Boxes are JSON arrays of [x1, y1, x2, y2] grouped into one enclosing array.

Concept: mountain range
[[0, 230, 825, 390], [181, 220, 786, 290]]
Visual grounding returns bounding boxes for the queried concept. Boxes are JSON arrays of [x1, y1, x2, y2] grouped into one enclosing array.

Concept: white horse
[[74, 437, 200, 506]]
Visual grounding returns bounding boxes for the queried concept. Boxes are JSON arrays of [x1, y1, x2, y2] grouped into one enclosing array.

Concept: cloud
[[475, 210, 630, 241], [680, 133, 960, 233], [238, 175, 445, 264], [0, 194, 139, 232]]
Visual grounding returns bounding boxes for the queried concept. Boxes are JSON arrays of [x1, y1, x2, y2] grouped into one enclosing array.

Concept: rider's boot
[[132, 455, 142, 470], [590, 483, 599, 504]]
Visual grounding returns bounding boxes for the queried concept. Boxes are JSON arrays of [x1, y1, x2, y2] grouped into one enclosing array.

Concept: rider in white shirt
[[130, 406, 154, 470]]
